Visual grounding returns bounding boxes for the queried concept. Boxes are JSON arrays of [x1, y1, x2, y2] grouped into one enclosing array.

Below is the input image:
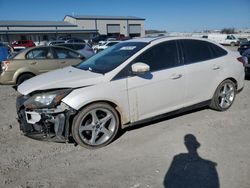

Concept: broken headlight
[[24, 89, 72, 109]]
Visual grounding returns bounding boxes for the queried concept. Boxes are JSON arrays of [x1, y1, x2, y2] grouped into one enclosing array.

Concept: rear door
[[25, 47, 60, 73], [52, 47, 82, 67], [127, 40, 186, 122], [179, 39, 226, 106]]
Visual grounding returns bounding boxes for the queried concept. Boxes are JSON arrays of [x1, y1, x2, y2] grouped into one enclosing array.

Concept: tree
[[221, 28, 236, 34]]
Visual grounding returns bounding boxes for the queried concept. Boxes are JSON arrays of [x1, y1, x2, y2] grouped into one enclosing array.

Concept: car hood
[[18, 66, 104, 95]]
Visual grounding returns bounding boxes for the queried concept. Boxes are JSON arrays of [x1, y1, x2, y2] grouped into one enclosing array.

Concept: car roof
[[13, 45, 80, 59], [126, 36, 226, 45]]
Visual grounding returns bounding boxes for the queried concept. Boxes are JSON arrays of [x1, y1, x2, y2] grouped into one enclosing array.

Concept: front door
[[127, 40, 186, 122]]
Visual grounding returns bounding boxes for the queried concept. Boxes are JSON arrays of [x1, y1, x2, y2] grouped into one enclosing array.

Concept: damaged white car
[[16, 37, 245, 149]]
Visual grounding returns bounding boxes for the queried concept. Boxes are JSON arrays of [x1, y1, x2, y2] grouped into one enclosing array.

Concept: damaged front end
[[16, 89, 77, 142]]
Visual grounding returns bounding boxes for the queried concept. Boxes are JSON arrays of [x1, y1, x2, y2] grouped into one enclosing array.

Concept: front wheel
[[72, 103, 120, 149], [17, 73, 34, 85], [210, 80, 236, 111], [230, 42, 235, 47]]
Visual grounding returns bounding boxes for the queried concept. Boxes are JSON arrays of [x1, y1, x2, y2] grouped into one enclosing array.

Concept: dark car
[[242, 48, 250, 76], [238, 38, 248, 45], [65, 38, 85, 43], [91, 35, 108, 44], [238, 41, 250, 55]]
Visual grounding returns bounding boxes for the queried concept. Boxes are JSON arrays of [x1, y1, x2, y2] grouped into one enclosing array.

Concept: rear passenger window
[[26, 48, 49, 59], [181, 40, 213, 64], [54, 48, 79, 59], [208, 43, 228, 58], [135, 40, 179, 72]]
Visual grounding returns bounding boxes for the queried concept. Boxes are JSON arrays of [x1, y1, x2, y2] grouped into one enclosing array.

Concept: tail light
[[1, 61, 10, 71], [237, 57, 247, 66]]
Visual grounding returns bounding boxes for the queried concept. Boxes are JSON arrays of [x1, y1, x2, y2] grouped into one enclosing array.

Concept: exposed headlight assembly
[[24, 89, 72, 109]]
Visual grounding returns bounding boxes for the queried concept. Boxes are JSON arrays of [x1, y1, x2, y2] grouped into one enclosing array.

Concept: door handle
[[30, 61, 37, 65], [170, 74, 182, 79], [212, 65, 221, 70]]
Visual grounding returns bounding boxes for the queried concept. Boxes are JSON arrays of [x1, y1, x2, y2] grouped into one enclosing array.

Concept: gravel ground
[[0, 61, 250, 187]]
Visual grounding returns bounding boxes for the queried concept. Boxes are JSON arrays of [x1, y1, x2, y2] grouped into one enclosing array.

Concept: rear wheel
[[72, 103, 120, 149], [16, 73, 34, 85], [210, 80, 236, 111]]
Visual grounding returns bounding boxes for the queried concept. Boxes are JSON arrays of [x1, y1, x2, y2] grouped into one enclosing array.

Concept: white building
[[64, 15, 145, 37]]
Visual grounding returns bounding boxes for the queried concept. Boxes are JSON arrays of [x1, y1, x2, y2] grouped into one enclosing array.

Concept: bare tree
[[221, 28, 236, 34]]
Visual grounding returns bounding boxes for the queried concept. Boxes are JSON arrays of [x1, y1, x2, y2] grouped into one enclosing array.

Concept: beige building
[[0, 15, 145, 43], [0, 20, 98, 43], [64, 15, 145, 37]]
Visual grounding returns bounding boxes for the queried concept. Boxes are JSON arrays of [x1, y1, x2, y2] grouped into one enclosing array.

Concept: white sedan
[[16, 37, 245, 148], [93, 41, 121, 53]]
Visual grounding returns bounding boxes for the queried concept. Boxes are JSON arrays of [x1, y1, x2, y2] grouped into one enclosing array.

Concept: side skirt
[[124, 100, 211, 128]]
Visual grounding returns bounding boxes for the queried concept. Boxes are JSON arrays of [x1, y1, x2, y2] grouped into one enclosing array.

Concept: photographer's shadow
[[163, 134, 219, 188]]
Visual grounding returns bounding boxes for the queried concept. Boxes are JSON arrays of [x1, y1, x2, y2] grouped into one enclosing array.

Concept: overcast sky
[[0, 0, 249, 32]]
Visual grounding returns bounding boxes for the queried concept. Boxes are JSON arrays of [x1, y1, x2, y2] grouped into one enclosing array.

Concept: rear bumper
[[0, 71, 15, 85]]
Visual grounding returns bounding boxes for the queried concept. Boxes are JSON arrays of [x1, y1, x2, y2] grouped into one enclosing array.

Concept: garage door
[[129, 25, 141, 34], [107, 24, 120, 34]]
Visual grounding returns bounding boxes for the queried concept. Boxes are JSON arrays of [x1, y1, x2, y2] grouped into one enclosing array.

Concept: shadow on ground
[[163, 134, 219, 188]]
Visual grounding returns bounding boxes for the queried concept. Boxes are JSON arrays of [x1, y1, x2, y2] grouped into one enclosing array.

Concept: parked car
[[13, 46, 26, 52], [16, 37, 245, 148], [91, 34, 108, 44], [0, 46, 84, 85], [65, 38, 85, 43], [11, 40, 35, 48], [47, 40, 65, 46], [242, 48, 250, 76], [55, 43, 95, 58], [92, 38, 117, 49], [238, 41, 250, 55], [238, 38, 248, 45], [57, 36, 72, 41], [202, 34, 239, 46], [94, 41, 121, 53]]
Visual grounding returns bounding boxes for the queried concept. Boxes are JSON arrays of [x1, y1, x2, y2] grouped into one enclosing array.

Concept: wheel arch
[[225, 77, 238, 89], [71, 99, 129, 129], [15, 72, 36, 84]]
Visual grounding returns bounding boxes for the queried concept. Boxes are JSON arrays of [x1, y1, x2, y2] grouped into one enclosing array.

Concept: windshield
[[231, 35, 236, 40], [75, 42, 148, 74]]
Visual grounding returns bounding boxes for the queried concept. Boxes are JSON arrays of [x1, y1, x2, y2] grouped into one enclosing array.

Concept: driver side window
[[134, 40, 180, 72]]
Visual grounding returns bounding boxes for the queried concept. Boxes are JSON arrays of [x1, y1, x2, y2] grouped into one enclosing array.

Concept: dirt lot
[[0, 74, 250, 187]]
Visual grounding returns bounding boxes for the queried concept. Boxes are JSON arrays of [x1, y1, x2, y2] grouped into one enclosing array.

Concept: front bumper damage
[[16, 95, 77, 142]]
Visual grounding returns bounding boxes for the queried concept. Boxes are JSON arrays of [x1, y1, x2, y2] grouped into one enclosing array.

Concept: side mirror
[[131, 62, 150, 74]]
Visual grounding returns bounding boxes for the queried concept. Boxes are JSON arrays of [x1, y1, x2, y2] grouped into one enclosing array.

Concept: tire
[[210, 80, 236, 111], [72, 103, 120, 149], [230, 42, 235, 47], [16, 73, 34, 85]]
